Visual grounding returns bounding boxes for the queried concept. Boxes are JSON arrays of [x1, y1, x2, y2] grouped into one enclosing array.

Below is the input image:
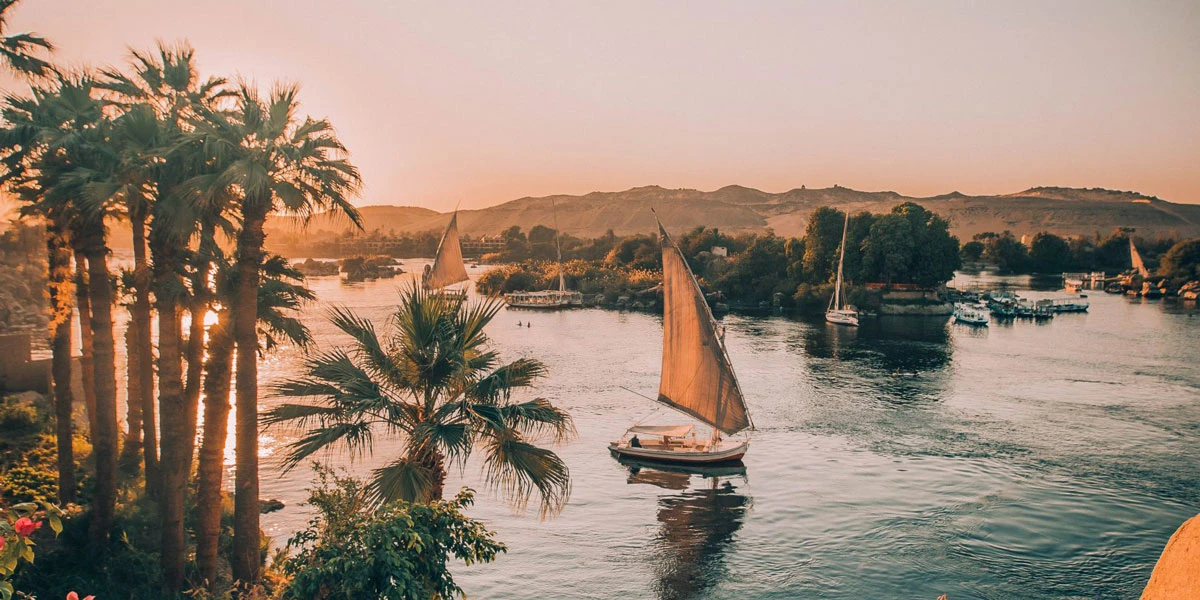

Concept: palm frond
[[481, 433, 571, 517], [366, 455, 436, 506]]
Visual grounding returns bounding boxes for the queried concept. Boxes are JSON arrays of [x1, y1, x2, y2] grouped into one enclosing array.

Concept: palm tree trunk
[[195, 307, 233, 591], [127, 213, 155, 488], [426, 447, 448, 500], [183, 225, 215, 472], [83, 243, 119, 556], [47, 223, 75, 504], [72, 249, 97, 439], [154, 246, 188, 592], [231, 207, 267, 587]]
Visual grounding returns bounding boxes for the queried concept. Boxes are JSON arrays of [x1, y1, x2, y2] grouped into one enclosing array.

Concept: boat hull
[[608, 440, 748, 464], [825, 311, 859, 326]]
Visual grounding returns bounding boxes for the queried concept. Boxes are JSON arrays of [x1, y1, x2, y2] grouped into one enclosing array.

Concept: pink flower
[[66, 592, 95, 600], [13, 517, 41, 537]]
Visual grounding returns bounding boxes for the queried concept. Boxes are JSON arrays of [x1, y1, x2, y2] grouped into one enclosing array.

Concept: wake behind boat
[[610, 214, 753, 466]]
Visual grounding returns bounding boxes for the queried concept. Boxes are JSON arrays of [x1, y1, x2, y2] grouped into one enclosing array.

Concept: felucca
[[422, 211, 470, 297], [825, 211, 859, 326], [609, 215, 753, 465]]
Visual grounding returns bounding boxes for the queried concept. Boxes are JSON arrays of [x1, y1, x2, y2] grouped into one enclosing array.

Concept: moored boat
[[952, 302, 990, 326], [610, 213, 753, 466], [825, 212, 859, 327]]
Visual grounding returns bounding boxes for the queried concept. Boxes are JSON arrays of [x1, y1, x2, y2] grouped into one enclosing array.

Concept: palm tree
[[0, 86, 75, 504], [0, 0, 53, 78], [25, 74, 121, 554], [191, 82, 362, 585], [99, 44, 230, 590], [265, 285, 573, 515], [194, 254, 315, 590]]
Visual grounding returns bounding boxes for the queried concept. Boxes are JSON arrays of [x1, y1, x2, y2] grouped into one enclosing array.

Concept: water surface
[[250, 265, 1199, 599]]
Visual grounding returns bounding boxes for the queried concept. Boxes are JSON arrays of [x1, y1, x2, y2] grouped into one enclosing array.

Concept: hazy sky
[[7, 1, 1200, 209]]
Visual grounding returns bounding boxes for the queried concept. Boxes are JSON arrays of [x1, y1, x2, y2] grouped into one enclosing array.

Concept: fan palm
[[1, 73, 121, 554], [265, 285, 574, 515], [98, 43, 230, 590], [0, 84, 76, 504], [0, 0, 53, 78], [194, 253, 315, 590], [189, 81, 362, 585]]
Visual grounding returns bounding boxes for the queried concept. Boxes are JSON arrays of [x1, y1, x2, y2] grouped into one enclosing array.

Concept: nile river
[[240, 264, 1199, 599]]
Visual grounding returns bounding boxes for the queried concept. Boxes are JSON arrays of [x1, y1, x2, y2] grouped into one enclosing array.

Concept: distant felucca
[[423, 211, 470, 297], [825, 212, 859, 326], [609, 214, 753, 465]]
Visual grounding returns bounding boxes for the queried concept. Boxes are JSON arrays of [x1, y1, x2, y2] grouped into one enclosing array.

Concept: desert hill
[[269, 185, 1200, 241]]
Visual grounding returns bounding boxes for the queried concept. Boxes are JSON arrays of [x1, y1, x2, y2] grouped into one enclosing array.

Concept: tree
[[961, 240, 985, 261], [279, 467, 504, 600], [801, 206, 845, 284], [194, 255, 315, 591], [1029, 232, 1072, 274], [988, 232, 1029, 274], [861, 213, 914, 284], [191, 82, 362, 586], [1159, 238, 1200, 281], [0, 86, 76, 504], [265, 285, 573, 514], [99, 43, 231, 590], [0, 0, 53, 78]]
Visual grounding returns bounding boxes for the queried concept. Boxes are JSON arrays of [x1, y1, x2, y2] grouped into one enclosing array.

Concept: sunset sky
[[6, 0, 1199, 209]]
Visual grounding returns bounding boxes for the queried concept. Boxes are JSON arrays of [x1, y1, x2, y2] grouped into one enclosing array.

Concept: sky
[[5, 0, 1199, 210]]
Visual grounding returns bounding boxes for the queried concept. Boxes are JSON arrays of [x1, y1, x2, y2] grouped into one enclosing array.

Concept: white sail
[[425, 212, 469, 290], [656, 221, 751, 435], [1129, 237, 1151, 278], [829, 212, 849, 312]]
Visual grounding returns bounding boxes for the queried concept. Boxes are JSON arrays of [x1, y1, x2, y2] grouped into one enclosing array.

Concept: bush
[[278, 466, 504, 600]]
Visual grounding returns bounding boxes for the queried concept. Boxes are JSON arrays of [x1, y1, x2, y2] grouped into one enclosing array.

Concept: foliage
[[278, 466, 504, 600], [1, 501, 64, 600], [960, 240, 985, 261], [1028, 232, 1072, 274], [1158, 238, 1200, 282], [265, 283, 574, 514]]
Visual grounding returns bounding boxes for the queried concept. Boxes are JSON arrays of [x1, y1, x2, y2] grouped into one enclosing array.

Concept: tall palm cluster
[[0, 8, 363, 593]]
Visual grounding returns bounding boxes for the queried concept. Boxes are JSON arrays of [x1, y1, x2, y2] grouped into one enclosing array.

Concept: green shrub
[[278, 466, 504, 600]]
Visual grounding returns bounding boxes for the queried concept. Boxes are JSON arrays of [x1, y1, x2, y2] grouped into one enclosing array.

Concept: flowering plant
[[0, 501, 63, 600]]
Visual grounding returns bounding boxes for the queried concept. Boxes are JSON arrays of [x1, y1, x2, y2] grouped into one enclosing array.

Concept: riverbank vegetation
[[478, 202, 962, 314], [960, 229, 1183, 275]]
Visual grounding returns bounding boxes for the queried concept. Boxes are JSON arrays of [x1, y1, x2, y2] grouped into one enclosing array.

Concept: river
[[179, 263, 1200, 598]]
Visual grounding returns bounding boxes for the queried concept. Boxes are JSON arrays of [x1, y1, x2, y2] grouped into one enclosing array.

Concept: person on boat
[[629, 435, 641, 448]]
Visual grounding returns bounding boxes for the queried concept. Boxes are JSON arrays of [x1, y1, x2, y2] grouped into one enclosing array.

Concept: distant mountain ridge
[[269, 185, 1200, 241]]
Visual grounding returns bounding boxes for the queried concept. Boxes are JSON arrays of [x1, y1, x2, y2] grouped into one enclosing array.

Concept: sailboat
[[609, 215, 753, 465], [422, 211, 470, 298], [825, 212, 859, 326]]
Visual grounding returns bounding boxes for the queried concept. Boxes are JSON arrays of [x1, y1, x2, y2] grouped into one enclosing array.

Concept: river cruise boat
[[505, 289, 583, 309]]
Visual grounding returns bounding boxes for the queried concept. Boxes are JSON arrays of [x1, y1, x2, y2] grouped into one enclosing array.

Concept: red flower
[[66, 592, 95, 600], [13, 517, 41, 537]]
